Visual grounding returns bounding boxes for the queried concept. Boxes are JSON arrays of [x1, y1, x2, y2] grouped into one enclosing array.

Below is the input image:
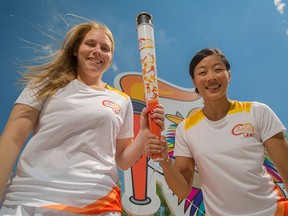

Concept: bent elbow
[[120, 166, 130, 171], [117, 163, 130, 171], [173, 188, 190, 200], [177, 192, 189, 200]]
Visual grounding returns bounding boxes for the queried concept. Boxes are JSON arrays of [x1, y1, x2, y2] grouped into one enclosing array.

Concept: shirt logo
[[102, 100, 121, 114], [231, 123, 255, 137]]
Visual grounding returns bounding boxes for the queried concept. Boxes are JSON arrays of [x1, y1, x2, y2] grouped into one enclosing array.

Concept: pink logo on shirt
[[232, 123, 255, 137], [102, 100, 121, 114]]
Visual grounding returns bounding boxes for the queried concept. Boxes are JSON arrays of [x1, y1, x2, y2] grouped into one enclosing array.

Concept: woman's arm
[[0, 104, 40, 199], [160, 154, 195, 199], [115, 105, 164, 170], [146, 135, 195, 199], [264, 131, 288, 192]]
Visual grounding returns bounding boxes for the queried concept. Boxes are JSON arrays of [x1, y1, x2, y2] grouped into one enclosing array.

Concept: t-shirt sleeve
[[15, 84, 45, 111], [252, 102, 286, 143], [116, 97, 134, 139], [174, 120, 194, 158]]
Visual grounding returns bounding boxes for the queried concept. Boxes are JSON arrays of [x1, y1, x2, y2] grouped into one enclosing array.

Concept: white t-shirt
[[3, 79, 133, 215], [174, 100, 287, 216]]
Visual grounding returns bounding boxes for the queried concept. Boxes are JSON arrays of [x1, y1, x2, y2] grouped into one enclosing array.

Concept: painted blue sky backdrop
[[1, 0, 288, 130]]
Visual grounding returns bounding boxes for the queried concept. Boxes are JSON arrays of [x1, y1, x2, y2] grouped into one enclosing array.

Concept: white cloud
[[274, 0, 281, 5], [111, 62, 118, 72], [41, 44, 55, 55], [157, 29, 176, 48], [274, 0, 286, 14]]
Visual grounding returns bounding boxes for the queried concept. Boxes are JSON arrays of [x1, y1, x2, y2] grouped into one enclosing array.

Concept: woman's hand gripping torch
[[136, 12, 163, 161]]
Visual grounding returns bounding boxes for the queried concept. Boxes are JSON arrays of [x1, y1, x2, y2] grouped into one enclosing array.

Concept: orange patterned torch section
[[136, 12, 163, 161]]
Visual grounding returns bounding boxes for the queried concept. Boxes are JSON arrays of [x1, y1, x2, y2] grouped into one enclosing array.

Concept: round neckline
[[74, 79, 108, 91], [203, 110, 229, 123], [201, 100, 232, 122]]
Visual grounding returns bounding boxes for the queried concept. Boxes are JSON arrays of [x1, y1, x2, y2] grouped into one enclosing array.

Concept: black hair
[[189, 48, 231, 79]]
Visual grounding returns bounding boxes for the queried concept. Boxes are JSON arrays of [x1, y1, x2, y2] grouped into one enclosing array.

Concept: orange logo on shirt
[[102, 100, 121, 114], [232, 123, 255, 137]]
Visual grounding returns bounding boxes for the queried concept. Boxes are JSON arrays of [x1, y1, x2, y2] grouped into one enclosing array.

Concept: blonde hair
[[20, 21, 115, 101]]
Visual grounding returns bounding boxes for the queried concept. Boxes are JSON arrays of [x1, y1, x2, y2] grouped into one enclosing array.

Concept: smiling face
[[75, 28, 113, 84], [193, 54, 230, 101]]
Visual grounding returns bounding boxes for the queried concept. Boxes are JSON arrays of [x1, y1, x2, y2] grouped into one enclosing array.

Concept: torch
[[136, 12, 163, 161]]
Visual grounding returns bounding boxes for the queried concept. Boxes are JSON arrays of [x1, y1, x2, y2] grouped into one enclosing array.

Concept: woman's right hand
[[145, 134, 168, 160]]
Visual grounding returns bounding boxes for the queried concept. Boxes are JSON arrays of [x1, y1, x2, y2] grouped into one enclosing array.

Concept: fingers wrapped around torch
[[145, 134, 167, 159], [140, 103, 165, 132], [149, 103, 165, 131]]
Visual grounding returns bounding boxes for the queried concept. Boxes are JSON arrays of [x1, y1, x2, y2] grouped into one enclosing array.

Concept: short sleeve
[[174, 120, 194, 158], [15, 84, 45, 111], [116, 97, 134, 139], [252, 102, 286, 143]]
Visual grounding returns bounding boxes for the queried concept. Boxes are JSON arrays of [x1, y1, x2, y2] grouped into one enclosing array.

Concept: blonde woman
[[0, 21, 164, 216]]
